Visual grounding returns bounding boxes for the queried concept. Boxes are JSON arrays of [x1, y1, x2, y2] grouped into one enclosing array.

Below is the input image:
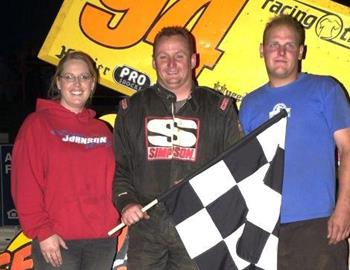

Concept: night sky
[[1, 0, 350, 142], [1, 1, 120, 142], [3, 1, 63, 54]]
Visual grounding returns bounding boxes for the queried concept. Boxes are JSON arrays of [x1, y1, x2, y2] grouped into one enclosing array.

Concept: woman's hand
[[39, 234, 68, 267]]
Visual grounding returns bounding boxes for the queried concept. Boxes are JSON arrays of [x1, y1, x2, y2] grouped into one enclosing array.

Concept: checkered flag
[[159, 110, 287, 270]]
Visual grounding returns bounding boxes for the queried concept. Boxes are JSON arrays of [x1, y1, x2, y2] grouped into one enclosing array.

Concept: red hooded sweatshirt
[[11, 99, 120, 241]]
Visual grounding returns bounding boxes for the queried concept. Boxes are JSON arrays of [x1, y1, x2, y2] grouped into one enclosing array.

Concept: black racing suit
[[112, 83, 241, 269]]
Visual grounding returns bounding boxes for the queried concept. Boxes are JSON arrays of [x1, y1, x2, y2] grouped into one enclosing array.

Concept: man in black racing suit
[[112, 26, 241, 270]]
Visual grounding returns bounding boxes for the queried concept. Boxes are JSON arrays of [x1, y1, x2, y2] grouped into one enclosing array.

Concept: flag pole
[[108, 199, 159, 236], [109, 110, 288, 236]]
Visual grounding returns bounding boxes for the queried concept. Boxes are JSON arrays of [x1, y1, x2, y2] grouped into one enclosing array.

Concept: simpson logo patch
[[145, 117, 200, 161]]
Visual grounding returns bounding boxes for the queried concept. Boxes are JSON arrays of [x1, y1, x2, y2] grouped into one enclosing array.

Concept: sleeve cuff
[[117, 195, 139, 213], [36, 226, 55, 242]]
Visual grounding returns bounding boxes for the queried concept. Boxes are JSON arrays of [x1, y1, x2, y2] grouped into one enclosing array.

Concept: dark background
[[0, 1, 122, 143], [0, 0, 349, 143]]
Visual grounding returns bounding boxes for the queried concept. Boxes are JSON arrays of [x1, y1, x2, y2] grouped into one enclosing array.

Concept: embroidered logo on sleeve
[[219, 97, 229, 111]]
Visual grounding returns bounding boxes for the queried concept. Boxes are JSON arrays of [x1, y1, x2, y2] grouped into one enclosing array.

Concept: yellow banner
[[38, 0, 350, 103]]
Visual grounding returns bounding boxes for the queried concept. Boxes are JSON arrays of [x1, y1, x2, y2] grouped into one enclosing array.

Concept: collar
[[155, 82, 199, 112]]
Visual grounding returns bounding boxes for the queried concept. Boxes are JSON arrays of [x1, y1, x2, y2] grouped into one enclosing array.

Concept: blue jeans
[[32, 238, 117, 270]]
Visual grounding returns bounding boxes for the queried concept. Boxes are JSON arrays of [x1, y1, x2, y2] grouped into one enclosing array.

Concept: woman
[[11, 51, 120, 269]]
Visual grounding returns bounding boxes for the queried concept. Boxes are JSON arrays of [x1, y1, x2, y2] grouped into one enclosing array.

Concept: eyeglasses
[[59, 73, 93, 83]]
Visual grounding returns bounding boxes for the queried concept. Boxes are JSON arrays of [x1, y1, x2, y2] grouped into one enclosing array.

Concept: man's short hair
[[263, 14, 305, 46], [153, 26, 195, 57]]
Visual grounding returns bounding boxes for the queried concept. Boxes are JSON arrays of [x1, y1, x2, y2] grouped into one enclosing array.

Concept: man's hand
[[327, 209, 350, 244], [121, 203, 150, 226], [39, 234, 68, 267], [329, 128, 350, 245]]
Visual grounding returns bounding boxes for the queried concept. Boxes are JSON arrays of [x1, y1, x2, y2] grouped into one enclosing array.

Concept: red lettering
[[148, 147, 156, 158], [148, 147, 196, 161], [173, 147, 195, 160], [148, 147, 172, 159], [157, 148, 171, 158]]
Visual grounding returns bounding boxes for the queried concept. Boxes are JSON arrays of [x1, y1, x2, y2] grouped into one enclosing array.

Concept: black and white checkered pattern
[[160, 110, 287, 270]]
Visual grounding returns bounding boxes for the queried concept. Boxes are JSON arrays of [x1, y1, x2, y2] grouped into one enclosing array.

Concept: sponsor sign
[[38, 0, 350, 105]]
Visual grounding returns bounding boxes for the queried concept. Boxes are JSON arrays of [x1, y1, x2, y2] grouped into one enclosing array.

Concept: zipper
[[171, 101, 176, 158]]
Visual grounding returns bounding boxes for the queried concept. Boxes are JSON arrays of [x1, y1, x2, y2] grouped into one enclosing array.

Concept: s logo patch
[[145, 117, 200, 161]]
